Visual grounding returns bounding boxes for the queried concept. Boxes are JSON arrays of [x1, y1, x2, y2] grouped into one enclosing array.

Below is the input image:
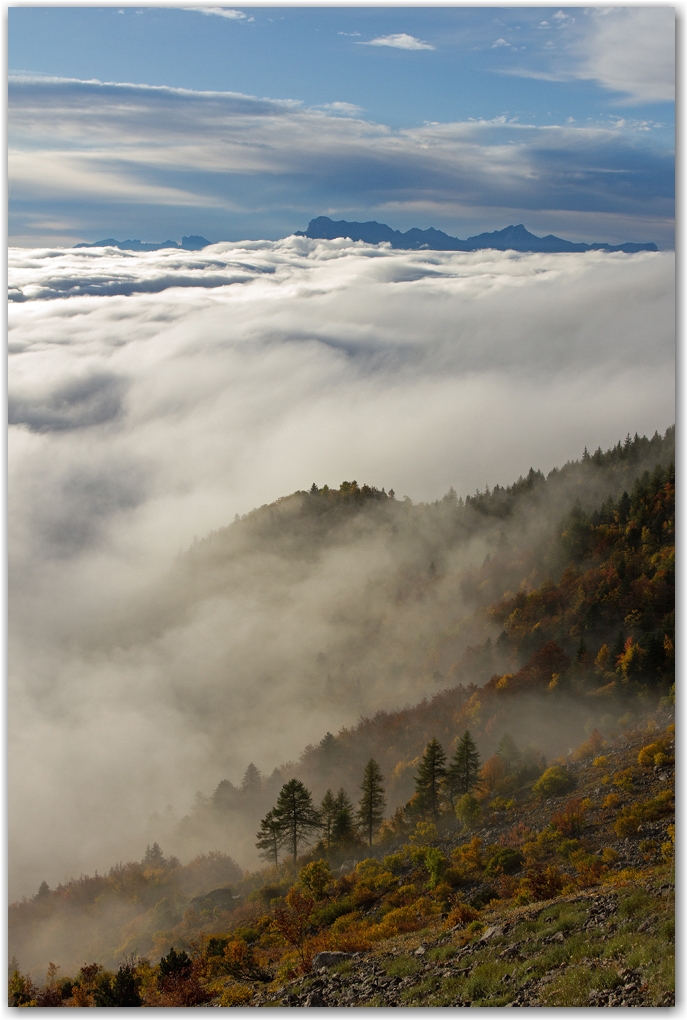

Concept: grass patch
[[400, 976, 439, 1003], [427, 945, 458, 962], [618, 889, 651, 918], [383, 956, 423, 979], [537, 964, 622, 1006], [331, 960, 354, 976]]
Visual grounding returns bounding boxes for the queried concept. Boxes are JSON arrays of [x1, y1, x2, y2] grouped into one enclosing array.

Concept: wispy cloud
[[8, 77, 674, 249], [361, 33, 434, 51], [184, 7, 253, 21]]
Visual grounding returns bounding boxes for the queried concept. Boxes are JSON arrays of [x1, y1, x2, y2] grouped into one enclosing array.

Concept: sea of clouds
[[8, 237, 674, 897]]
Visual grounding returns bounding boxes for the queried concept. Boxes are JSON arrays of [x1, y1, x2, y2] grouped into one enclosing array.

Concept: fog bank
[[8, 239, 674, 899]]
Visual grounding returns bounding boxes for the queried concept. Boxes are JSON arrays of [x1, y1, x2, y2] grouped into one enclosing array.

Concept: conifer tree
[[331, 788, 357, 847], [271, 779, 321, 863], [357, 758, 386, 846], [319, 790, 337, 850], [448, 730, 481, 799], [255, 809, 283, 866], [241, 762, 262, 795], [496, 733, 521, 774], [414, 738, 447, 819]]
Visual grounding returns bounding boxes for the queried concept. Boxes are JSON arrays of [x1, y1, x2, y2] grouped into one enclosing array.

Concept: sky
[[8, 5, 675, 247]]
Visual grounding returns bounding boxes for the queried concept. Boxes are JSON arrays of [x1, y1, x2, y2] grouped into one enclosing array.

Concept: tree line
[[255, 731, 486, 864]]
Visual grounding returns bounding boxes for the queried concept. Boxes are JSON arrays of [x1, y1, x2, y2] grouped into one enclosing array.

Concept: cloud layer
[[8, 238, 674, 898], [9, 76, 674, 248]]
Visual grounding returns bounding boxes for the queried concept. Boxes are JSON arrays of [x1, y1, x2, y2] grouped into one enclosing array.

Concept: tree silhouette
[[319, 790, 337, 851], [272, 779, 321, 863], [496, 733, 521, 774], [332, 788, 358, 848], [414, 738, 447, 819], [448, 730, 481, 799], [255, 809, 283, 866], [357, 758, 386, 845], [241, 763, 262, 795]]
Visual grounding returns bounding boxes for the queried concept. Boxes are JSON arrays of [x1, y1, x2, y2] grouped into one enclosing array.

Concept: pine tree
[[496, 733, 520, 774], [142, 842, 166, 867], [255, 809, 283, 867], [319, 790, 337, 850], [357, 758, 386, 846], [414, 738, 447, 819], [448, 730, 481, 800], [331, 788, 357, 847], [241, 762, 262, 795], [271, 779, 321, 863]]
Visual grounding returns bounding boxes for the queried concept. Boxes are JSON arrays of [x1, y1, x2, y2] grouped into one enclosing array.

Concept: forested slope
[[9, 427, 674, 991]]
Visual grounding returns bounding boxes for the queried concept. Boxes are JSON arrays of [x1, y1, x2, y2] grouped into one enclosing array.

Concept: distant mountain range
[[297, 217, 658, 254], [75, 235, 210, 252]]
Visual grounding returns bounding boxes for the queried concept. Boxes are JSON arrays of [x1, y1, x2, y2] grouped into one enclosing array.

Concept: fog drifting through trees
[[8, 239, 674, 900]]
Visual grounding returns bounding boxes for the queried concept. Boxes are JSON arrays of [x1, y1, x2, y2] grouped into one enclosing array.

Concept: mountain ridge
[[297, 217, 658, 254]]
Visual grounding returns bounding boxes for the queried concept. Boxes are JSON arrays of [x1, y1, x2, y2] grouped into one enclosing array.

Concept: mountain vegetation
[[8, 427, 674, 1004]]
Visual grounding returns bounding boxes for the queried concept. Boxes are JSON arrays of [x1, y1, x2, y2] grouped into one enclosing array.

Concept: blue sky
[[9, 5, 675, 247]]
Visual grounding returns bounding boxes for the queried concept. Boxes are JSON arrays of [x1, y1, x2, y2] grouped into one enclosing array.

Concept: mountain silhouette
[[297, 217, 657, 254], [75, 235, 211, 252]]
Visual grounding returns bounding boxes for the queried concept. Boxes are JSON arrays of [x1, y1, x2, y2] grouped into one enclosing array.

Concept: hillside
[[9, 712, 674, 1005], [8, 427, 674, 996]]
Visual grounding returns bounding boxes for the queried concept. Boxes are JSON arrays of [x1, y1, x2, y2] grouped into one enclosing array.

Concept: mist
[[8, 238, 674, 901]]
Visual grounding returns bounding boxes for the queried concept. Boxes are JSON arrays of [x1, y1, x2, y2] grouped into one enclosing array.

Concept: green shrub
[[532, 767, 575, 798], [484, 847, 524, 876]]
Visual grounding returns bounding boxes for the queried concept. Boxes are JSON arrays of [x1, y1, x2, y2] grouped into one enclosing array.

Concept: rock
[[479, 925, 503, 943], [311, 952, 354, 971], [414, 945, 427, 956], [304, 989, 327, 1007]]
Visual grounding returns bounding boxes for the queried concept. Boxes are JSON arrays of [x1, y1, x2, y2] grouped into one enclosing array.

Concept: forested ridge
[[9, 427, 674, 1003]]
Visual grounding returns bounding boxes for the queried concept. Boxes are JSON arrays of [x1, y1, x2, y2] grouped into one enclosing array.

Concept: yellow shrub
[[613, 769, 635, 792], [601, 847, 620, 864], [593, 755, 609, 768], [409, 822, 439, 846], [637, 741, 666, 766], [661, 824, 675, 861], [603, 792, 621, 809], [219, 984, 253, 1007]]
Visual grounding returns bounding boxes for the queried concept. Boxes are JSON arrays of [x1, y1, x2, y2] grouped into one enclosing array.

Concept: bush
[[423, 847, 446, 888], [532, 766, 575, 798], [614, 791, 674, 837], [637, 741, 669, 767], [526, 864, 566, 901], [550, 798, 587, 838], [484, 847, 524, 876], [592, 756, 609, 768], [572, 729, 605, 761], [299, 859, 332, 899], [445, 902, 480, 928], [455, 794, 481, 827]]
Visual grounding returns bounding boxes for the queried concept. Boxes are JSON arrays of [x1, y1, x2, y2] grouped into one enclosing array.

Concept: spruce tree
[[357, 758, 386, 846], [319, 790, 337, 850], [331, 788, 357, 847], [271, 779, 321, 863], [448, 730, 481, 799], [414, 738, 447, 819], [255, 809, 283, 867], [241, 762, 262, 795], [496, 733, 520, 774]]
